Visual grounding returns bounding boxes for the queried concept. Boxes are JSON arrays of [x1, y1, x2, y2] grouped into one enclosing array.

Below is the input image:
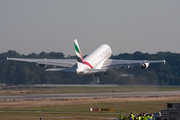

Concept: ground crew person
[[138, 114, 142, 120], [119, 113, 123, 120], [148, 114, 152, 120], [131, 112, 134, 120], [129, 114, 132, 120], [146, 114, 149, 120], [142, 113, 146, 120]]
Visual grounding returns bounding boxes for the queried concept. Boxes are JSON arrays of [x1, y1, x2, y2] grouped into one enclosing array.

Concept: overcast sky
[[0, 0, 180, 56]]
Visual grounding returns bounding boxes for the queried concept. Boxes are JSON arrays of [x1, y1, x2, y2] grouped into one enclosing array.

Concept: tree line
[[0, 50, 180, 85]]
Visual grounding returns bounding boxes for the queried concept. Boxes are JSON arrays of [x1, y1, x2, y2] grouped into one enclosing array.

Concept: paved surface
[[17, 84, 180, 87], [0, 91, 180, 100]]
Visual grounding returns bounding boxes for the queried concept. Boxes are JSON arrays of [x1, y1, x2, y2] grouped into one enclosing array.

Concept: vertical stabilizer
[[74, 39, 84, 64], [74, 39, 93, 73]]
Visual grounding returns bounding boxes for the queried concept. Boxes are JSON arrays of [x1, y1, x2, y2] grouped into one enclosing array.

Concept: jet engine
[[140, 63, 149, 69]]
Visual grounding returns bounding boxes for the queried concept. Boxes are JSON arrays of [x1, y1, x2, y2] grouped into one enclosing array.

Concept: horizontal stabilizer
[[45, 68, 76, 72], [85, 69, 106, 73]]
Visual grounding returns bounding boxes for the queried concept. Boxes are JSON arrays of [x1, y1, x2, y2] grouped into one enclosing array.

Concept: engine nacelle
[[140, 63, 149, 69]]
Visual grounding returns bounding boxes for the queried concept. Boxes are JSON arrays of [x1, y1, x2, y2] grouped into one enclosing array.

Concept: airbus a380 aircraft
[[7, 39, 165, 76]]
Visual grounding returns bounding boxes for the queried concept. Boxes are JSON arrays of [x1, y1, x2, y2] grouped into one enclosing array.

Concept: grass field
[[0, 86, 180, 120]]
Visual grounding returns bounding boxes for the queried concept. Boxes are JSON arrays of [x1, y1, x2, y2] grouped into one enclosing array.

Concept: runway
[[0, 91, 180, 100]]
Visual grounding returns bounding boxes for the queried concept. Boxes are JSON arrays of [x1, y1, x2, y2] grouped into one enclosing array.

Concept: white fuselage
[[76, 44, 112, 74]]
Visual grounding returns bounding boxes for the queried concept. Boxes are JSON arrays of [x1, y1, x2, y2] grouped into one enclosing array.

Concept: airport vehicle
[[7, 39, 165, 76]]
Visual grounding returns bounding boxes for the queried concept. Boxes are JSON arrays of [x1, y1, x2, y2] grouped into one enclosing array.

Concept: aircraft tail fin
[[74, 39, 93, 72], [74, 39, 84, 64]]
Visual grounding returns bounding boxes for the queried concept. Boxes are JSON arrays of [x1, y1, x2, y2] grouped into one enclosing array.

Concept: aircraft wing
[[102, 59, 166, 69], [7, 57, 76, 68]]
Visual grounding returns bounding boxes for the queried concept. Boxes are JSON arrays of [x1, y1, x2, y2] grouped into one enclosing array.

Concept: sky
[[0, 0, 180, 56]]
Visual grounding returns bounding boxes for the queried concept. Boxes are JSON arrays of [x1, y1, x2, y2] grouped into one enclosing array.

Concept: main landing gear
[[93, 71, 109, 84], [94, 73, 100, 84], [104, 71, 109, 75]]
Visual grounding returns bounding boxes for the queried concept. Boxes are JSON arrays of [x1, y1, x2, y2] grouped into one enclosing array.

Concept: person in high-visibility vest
[[146, 114, 149, 120], [138, 114, 142, 120], [148, 114, 152, 120], [119, 113, 123, 120], [142, 113, 146, 120], [131, 113, 134, 120]]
